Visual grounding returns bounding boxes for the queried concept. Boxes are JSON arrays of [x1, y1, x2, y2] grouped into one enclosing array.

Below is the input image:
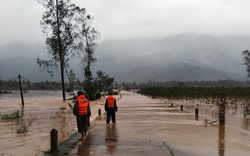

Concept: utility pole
[[18, 74, 24, 107]]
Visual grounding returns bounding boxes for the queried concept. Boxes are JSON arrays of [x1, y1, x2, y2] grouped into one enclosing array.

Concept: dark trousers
[[106, 109, 116, 124], [76, 114, 88, 134]]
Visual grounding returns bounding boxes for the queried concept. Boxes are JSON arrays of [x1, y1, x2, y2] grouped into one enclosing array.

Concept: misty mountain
[[0, 57, 59, 82], [0, 41, 59, 82], [0, 41, 46, 59], [94, 33, 249, 82], [0, 33, 249, 83]]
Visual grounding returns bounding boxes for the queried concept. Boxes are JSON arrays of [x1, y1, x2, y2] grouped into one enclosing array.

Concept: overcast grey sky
[[1, 0, 250, 46]]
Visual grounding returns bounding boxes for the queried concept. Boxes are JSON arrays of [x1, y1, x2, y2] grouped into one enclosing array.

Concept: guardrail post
[[98, 108, 101, 116], [50, 129, 58, 152], [195, 108, 199, 116]]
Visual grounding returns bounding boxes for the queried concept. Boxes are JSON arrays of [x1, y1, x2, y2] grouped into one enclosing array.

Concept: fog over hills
[[0, 33, 249, 83], [94, 33, 249, 82]]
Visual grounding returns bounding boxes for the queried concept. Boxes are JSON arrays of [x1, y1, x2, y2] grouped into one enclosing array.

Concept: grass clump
[[17, 124, 29, 134], [0, 109, 20, 119], [16, 115, 36, 134]]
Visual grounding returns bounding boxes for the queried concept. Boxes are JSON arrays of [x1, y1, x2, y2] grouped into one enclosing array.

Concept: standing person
[[73, 90, 91, 140], [105, 91, 118, 124]]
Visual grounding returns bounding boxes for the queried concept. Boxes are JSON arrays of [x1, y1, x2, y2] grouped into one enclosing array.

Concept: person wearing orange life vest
[[73, 90, 91, 140], [105, 91, 118, 124]]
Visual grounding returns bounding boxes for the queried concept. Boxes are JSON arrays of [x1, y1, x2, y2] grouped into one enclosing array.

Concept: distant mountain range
[[0, 33, 249, 83]]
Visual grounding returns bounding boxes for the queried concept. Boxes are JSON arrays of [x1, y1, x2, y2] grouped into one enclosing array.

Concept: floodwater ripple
[[0, 90, 105, 156]]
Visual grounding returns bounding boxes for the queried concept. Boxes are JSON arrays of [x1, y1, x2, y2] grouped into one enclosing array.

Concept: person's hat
[[77, 90, 86, 96], [108, 91, 112, 95]]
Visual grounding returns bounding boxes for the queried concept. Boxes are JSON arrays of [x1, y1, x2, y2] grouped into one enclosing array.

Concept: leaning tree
[[38, 0, 102, 100], [74, 7, 100, 98], [37, 0, 81, 100]]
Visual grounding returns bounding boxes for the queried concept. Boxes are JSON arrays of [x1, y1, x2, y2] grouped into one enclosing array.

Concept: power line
[[3, 76, 19, 81], [2, 75, 34, 84], [19, 75, 35, 84]]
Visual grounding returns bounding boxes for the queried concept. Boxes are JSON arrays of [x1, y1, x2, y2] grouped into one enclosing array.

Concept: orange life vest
[[107, 95, 115, 108], [77, 95, 88, 115]]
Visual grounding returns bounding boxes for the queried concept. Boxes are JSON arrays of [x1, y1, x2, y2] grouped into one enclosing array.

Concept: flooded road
[[65, 91, 250, 156], [1, 90, 250, 155]]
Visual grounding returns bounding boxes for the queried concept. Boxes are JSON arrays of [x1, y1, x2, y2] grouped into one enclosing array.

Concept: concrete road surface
[[46, 90, 250, 156], [46, 91, 174, 156]]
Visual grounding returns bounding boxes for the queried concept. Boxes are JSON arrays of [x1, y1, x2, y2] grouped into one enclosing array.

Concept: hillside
[[0, 34, 249, 83], [94, 34, 248, 82]]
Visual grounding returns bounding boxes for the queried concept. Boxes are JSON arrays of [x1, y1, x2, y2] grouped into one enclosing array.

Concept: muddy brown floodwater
[[0, 90, 250, 156], [0, 90, 105, 156], [152, 98, 250, 156], [119, 91, 250, 156]]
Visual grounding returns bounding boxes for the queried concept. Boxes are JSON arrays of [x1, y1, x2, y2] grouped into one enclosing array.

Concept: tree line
[[0, 70, 114, 100], [137, 86, 250, 99], [1, 78, 249, 91], [120, 79, 250, 90]]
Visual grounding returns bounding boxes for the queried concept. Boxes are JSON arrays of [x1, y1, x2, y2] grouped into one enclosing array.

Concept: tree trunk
[[56, 0, 66, 101]]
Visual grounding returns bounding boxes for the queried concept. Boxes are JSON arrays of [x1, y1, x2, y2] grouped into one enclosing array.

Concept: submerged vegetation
[[138, 87, 250, 99], [16, 118, 34, 134], [0, 110, 36, 134], [0, 109, 20, 119], [138, 87, 250, 117]]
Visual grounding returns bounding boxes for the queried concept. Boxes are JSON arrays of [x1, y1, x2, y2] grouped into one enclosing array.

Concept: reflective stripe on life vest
[[77, 95, 88, 115], [107, 95, 115, 108]]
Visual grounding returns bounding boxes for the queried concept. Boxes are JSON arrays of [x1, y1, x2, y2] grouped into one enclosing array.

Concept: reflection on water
[[105, 124, 118, 154], [76, 140, 91, 156], [218, 125, 225, 156], [183, 101, 250, 131], [172, 99, 250, 156], [242, 118, 249, 130], [106, 144, 116, 154], [195, 114, 199, 121]]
